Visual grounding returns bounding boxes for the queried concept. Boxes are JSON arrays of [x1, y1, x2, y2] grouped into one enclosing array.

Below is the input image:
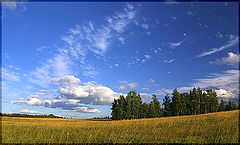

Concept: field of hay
[[1, 110, 239, 143]]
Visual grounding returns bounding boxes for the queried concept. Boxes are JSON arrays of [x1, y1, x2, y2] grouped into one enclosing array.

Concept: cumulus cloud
[[20, 109, 42, 114], [142, 88, 150, 90], [58, 83, 120, 105], [51, 75, 81, 85], [197, 35, 238, 57], [215, 89, 234, 98], [74, 106, 100, 113], [11, 97, 43, 106], [209, 52, 239, 67], [11, 97, 101, 113], [119, 83, 139, 91]]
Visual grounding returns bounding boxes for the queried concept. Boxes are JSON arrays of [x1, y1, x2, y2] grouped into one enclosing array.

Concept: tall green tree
[[200, 92, 208, 114], [111, 99, 119, 120], [225, 101, 238, 111], [180, 93, 188, 116], [191, 87, 199, 115], [196, 87, 202, 114], [117, 95, 126, 119], [148, 94, 163, 118], [207, 89, 219, 113], [172, 88, 181, 116], [219, 99, 226, 112], [140, 102, 149, 118], [163, 93, 172, 116]]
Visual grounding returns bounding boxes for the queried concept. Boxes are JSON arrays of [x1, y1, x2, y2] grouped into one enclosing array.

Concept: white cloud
[[119, 82, 139, 91], [2, 2, 17, 10], [197, 35, 238, 57], [164, 0, 179, 5], [35, 92, 45, 95], [215, 89, 234, 98], [119, 80, 128, 83], [209, 52, 239, 67], [177, 69, 239, 101], [141, 24, 149, 30], [11, 97, 101, 113], [20, 109, 42, 114], [163, 58, 175, 64], [142, 88, 150, 90], [144, 55, 151, 59], [74, 106, 100, 113], [168, 41, 183, 48], [118, 37, 125, 44], [36, 46, 50, 52], [150, 78, 155, 83], [216, 32, 223, 39], [82, 65, 98, 78], [115, 64, 119, 67], [2, 68, 20, 82], [139, 93, 153, 103], [40, 90, 50, 93], [11, 98, 43, 106], [28, 95, 40, 99], [8, 65, 20, 71], [29, 4, 138, 85], [29, 53, 73, 87], [172, 16, 177, 20], [58, 83, 121, 105], [146, 32, 151, 36], [51, 75, 81, 85]]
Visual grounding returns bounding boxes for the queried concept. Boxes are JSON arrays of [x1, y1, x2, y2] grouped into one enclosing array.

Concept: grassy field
[[1, 110, 239, 143]]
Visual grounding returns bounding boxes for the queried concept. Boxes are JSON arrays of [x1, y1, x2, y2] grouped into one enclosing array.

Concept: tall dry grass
[[1, 110, 239, 143]]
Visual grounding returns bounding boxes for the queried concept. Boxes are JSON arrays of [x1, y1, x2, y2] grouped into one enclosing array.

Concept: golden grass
[[1, 110, 239, 143]]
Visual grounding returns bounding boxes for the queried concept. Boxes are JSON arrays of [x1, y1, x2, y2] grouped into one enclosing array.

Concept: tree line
[[111, 88, 238, 120], [0, 113, 63, 118]]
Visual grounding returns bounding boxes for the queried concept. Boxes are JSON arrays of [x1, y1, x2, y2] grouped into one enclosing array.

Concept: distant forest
[[1, 113, 63, 118], [111, 87, 239, 120]]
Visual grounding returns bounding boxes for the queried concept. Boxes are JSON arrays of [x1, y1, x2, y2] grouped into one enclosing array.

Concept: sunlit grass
[[2, 110, 239, 143]]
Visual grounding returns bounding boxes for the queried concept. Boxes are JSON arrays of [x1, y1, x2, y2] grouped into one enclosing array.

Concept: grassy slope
[[1, 110, 239, 143]]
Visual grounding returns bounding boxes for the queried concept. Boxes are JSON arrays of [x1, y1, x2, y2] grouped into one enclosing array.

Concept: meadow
[[1, 110, 239, 143]]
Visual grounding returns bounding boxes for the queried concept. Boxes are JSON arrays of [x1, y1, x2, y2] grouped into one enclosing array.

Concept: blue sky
[[2, 2, 239, 118]]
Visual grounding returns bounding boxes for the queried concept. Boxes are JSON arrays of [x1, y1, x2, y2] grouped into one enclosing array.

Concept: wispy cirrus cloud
[[2, 68, 21, 82], [163, 58, 175, 64], [197, 35, 238, 57], [168, 41, 183, 48], [28, 4, 138, 85], [2, 2, 17, 10]]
